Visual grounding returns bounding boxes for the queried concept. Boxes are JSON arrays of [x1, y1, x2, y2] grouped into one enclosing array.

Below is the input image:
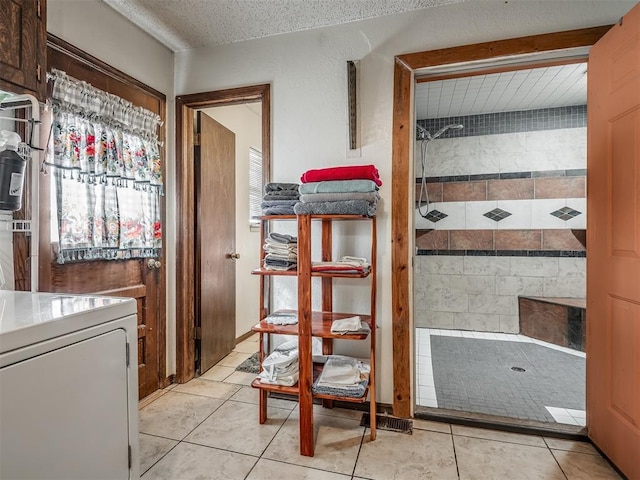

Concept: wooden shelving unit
[[251, 214, 377, 456]]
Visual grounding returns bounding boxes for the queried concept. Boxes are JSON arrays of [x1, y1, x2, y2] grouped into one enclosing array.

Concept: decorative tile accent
[[416, 250, 586, 258], [417, 105, 587, 139], [422, 170, 585, 185], [425, 209, 448, 223], [550, 207, 582, 221], [484, 208, 512, 222]]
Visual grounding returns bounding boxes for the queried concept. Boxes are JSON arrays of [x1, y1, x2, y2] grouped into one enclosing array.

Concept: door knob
[[147, 259, 161, 269], [228, 253, 240, 260]]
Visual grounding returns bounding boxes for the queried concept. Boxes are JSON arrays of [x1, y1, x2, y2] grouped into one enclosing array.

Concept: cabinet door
[[0, 0, 46, 100], [0, 329, 131, 480]]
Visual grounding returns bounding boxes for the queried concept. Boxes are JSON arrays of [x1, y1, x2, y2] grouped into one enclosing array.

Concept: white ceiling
[[102, 0, 463, 52], [415, 62, 588, 119]]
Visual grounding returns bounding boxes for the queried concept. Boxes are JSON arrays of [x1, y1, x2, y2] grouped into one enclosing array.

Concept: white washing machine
[[0, 291, 139, 480]]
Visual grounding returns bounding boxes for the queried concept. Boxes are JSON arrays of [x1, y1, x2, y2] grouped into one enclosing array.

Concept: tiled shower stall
[[414, 105, 587, 334]]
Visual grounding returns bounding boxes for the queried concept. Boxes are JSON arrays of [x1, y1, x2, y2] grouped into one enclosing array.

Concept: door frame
[[175, 85, 271, 383], [390, 26, 611, 418]]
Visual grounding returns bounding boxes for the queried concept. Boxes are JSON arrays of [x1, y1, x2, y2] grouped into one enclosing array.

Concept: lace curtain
[[46, 69, 163, 263]]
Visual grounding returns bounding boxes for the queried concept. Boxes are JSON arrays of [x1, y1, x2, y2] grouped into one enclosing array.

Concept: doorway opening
[[413, 61, 588, 432], [390, 26, 611, 421], [175, 85, 271, 384]]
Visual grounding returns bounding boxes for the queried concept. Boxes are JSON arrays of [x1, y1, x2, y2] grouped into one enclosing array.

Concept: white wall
[[174, 0, 634, 404], [44, 0, 636, 402], [201, 104, 263, 339], [46, 0, 178, 372]]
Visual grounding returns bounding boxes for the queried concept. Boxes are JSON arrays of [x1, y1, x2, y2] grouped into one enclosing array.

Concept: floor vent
[[360, 413, 413, 434]]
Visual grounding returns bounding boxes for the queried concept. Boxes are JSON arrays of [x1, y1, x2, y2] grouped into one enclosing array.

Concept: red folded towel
[[300, 164, 382, 186]]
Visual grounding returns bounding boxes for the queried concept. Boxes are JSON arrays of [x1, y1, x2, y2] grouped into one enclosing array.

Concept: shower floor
[[416, 328, 586, 425]]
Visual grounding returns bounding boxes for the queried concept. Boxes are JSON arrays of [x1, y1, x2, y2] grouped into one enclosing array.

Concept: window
[[249, 147, 262, 228]]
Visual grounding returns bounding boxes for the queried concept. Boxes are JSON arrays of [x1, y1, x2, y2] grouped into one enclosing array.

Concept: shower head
[[432, 123, 464, 139]]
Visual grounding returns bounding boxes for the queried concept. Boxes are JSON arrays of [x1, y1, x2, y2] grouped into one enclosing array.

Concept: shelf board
[[252, 268, 370, 278], [260, 214, 373, 221], [252, 310, 372, 339], [251, 363, 369, 404], [251, 268, 297, 276]]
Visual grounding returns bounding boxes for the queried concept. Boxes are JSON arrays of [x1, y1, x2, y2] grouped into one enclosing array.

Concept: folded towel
[[298, 180, 379, 195], [300, 192, 380, 203], [262, 205, 296, 216], [330, 316, 370, 334], [312, 355, 370, 398], [264, 312, 298, 325], [294, 199, 376, 216], [268, 232, 297, 244], [263, 193, 300, 201], [263, 258, 297, 270], [300, 164, 382, 186], [261, 199, 299, 208], [265, 252, 298, 262], [265, 182, 300, 193]]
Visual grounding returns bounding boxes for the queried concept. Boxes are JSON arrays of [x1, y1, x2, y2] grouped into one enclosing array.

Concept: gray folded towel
[[299, 180, 378, 194], [300, 192, 380, 203], [265, 183, 300, 193], [294, 199, 376, 216], [268, 232, 297, 244], [261, 199, 299, 208], [263, 193, 300, 201], [262, 206, 296, 215]]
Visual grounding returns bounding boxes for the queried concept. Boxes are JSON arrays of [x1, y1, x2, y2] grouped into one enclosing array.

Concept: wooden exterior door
[[41, 36, 167, 400], [587, 4, 640, 478], [195, 111, 236, 374]]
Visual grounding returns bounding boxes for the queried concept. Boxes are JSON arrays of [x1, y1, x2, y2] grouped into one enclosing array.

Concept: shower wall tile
[[450, 230, 494, 250], [453, 312, 501, 332], [499, 315, 520, 334], [531, 199, 568, 229], [414, 310, 454, 329], [495, 230, 542, 250], [443, 181, 487, 202], [448, 274, 496, 294], [496, 200, 532, 230], [414, 208, 436, 230], [543, 276, 586, 298], [430, 202, 466, 229], [468, 294, 517, 315], [419, 256, 464, 274], [487, 178, 534, 200], [510, 257, 559, 277], [534, 177, 585, 199], [558, 258, 586, 278], [428, 288, 469, 313], [465, 201, 498, 229], [563, 198, 587, 229], [463, 257, 511, 276], [416, 229, 449, 250], [496, 276, 545, 296], [541, 230, 586, 251]]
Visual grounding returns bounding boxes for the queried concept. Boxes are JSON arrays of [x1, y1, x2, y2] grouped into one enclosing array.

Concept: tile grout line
[[450, 433, 462, 479], [350, 425, 367, 479]]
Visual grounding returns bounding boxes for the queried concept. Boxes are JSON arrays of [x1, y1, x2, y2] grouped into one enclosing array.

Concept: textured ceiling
[[102, 0, 463, 51], [415, 62, 588, 119]]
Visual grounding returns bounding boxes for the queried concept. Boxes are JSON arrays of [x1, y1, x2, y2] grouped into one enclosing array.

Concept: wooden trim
[[44, 34, 168, 393], [235, 330, 255, 344], [175, 84, 272, 384], [416, 57, 587, 83], [398, 26, 611, 70], [391, 26, 610, 418], [46, 34, 165, 100]]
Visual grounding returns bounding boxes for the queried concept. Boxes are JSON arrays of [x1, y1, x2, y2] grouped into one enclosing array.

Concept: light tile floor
[[139, 335, 620, 479]]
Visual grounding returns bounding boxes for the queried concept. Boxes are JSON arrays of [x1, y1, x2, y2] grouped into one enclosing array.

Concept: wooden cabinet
[[251, 214, 377, 457], [0, 0, 47, 102]]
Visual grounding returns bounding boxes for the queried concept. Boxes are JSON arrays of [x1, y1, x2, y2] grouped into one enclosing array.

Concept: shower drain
[[511, 366, 526, 372]]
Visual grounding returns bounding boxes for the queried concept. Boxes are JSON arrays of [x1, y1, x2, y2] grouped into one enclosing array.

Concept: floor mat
[[235, 352, 260, 374], [430, 336, 585, 422]]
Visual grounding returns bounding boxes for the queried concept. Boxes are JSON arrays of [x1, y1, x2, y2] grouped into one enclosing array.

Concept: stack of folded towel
[[312, 355, 370, 398], [312, 256, 370, 275], [261, 182, 300, 215], [258, 340, 299, 387], [294, 164, 381, 216], [263, 232, 298, 271], [330, 316, 370, 335]]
